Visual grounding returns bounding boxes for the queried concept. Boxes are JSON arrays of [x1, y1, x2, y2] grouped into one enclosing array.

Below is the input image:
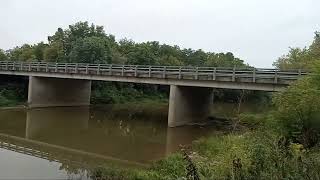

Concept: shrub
[[192, 131, 320, 180], [272, 76, 320, 147]]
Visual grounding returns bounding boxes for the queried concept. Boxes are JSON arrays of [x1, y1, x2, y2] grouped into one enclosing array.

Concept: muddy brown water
[[0, 103, 262, 179]]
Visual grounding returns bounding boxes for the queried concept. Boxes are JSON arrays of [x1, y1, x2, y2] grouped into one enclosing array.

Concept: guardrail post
[[274, 70, 278, 83], [212, 67, 216, 80], [97, 64, 100, 75], [109, 65, 112, 76], [12, 62, 15, 71], [253, 68, 256, 83], [85, 64, 89, 74], [121, 65, 124, 76], [163, 66, 167, 78], [45, 63, 48, 72], [134, 65, 138, 77], [37, 62, 40, 71], [29, 63, 31, 71], [75, 63, 78, 73], [65, 63, 68, 73], [195, 67, 199, 80], [232, 67, 236, 82], [178, 67, 182, 79], [20, 62, 23, 71], [5, 61, 8, 70], [298, 69, 301, 77], [55, 63, 58, 72], [148, 66, 151, 77]]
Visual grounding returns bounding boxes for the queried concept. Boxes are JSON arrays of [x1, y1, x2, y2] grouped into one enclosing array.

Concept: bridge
[[0, 61, 306, 127]]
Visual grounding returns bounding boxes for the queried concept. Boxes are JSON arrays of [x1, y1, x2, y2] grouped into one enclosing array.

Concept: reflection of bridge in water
[[0, 107, 210, 169], [0, 133, 148, 169]]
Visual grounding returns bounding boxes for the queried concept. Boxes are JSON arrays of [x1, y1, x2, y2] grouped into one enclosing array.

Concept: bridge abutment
[[28, 76, 91, 108], [168, 85, 213, 127]]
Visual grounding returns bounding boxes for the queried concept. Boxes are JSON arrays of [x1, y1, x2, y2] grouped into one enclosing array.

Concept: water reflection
[[0, 105, 218, 178]]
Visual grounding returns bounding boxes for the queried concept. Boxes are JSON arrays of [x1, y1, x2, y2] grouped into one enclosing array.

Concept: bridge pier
[[168, 85, 213, 127], [28, 76, 91, 108]]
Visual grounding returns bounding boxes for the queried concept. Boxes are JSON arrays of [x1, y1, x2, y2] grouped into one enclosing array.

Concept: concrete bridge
[[0, 61, 306, 127]]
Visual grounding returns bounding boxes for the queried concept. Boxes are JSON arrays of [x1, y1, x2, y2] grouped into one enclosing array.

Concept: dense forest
[[0, 21, 260, 106]]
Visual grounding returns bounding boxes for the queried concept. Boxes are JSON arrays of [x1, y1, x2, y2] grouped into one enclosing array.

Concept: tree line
[[273, 31, 320, 70], [0, 21, 257, 104], [0, 21, 247, 68]]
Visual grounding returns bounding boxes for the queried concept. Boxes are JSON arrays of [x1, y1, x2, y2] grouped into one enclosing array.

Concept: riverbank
[[88, 112, 320, 180], [1, 97, 320, 179]]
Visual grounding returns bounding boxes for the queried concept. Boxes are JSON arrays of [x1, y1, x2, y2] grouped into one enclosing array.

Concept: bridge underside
[[26, 76, 214, 127], [28, 76, 91, 108], [168, 85, 213, 127]]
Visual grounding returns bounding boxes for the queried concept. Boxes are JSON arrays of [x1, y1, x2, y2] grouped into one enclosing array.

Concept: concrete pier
[[28, 76, 91, 108], [168, 85, 213, 127]]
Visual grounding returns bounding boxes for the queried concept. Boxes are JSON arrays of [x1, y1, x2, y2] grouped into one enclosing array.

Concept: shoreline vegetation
[[0, 22, 320, 179]]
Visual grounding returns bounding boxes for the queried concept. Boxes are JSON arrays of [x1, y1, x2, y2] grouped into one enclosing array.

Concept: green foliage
[[7, 44, 36, 61], [89, 154, 186, 180], [193, 133, 252, 179], [5, 21, 246, 67], [0, 49, 8, 61], [272, 76, 320, 147], [0, 87, 25, 107], [273, 31, 320, 70], [192, 131, 320, 180], [2, 21, 250, 104], [270, 31, 320, 148], [69, 36, 112, 63], [91, 82, 167, 104], [43, 41, 65, 62]]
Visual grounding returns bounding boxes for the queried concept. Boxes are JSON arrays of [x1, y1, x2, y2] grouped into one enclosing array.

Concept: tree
[[69, 36, 112, 64], [273, 32, 320, 70], [7, 44, 36, 61], [46, 21, 117, 63], [273, 47, 310, 70], [273, 74, 320, 147], [43, 42, 65, 62], [33, 42, 48, 60], [0, 49, 8, 61]]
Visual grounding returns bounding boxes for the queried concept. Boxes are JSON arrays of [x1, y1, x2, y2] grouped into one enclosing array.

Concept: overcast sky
[[1, 0, 319, 67]]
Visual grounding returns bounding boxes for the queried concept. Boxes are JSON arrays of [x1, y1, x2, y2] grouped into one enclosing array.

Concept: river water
[[0, 103, 262, 179]]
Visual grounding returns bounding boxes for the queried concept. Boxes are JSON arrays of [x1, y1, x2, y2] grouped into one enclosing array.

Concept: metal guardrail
[[0, 61, 307, 84]]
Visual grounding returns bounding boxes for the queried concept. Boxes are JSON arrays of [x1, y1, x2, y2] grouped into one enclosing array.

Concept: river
[[0, 102, 263, 179]]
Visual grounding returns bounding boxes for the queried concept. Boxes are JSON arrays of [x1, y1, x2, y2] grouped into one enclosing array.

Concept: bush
[[272, 76, 320, 147], [192, 131, 320, 180], [89, 154, 186, 180], [0, 87, 25, 107], [90, 82, 167, 104]]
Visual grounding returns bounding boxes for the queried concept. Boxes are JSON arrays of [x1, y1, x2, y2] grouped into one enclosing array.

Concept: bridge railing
[[0, 61, 307, 84]]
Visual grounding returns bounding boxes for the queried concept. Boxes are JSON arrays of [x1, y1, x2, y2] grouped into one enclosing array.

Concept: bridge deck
[[0, 61, 306, 91]]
